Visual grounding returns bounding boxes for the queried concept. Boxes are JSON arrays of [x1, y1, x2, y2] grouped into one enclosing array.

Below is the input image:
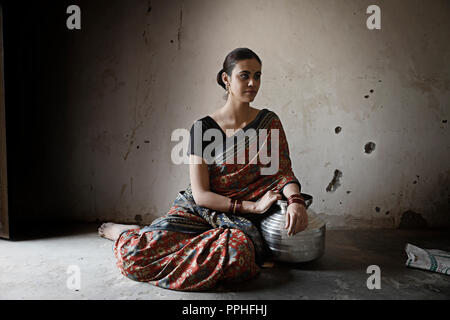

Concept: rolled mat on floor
[[405, 243, 450, 276]]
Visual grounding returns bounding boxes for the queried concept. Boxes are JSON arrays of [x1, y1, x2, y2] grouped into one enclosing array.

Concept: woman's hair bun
[[217, 68, 226, 90]]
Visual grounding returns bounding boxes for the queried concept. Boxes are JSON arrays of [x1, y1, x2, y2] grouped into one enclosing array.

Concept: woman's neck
[[221, 100, 252, 126]]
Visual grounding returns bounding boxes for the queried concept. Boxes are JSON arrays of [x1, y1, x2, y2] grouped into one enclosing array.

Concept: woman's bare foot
[[98, 222, 140, 241]]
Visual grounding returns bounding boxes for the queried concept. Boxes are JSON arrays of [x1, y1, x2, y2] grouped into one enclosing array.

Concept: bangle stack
[[228, 199, 243, 214], [287, 194, 306, 207]]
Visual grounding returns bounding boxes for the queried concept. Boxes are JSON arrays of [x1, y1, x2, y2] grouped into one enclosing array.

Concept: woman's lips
[[245, 91, 256, 94]]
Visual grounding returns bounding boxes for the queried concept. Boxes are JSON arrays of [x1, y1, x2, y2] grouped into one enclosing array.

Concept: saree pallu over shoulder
[[206, 110, 301, 201]]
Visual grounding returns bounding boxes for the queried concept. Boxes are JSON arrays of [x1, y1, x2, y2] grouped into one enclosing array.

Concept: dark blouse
[[187, 108, 269, 158]]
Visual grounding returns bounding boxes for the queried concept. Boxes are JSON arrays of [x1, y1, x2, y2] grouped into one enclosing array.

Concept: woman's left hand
[[285, 203, 308, 236]]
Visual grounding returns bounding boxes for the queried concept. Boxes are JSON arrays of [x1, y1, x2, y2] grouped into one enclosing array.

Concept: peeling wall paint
[[17, 0, 450, 229], [326, 170, 343, 193]]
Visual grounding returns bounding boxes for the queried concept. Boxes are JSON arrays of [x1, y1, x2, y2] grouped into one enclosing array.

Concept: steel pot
[[260, 193, 326, 263]]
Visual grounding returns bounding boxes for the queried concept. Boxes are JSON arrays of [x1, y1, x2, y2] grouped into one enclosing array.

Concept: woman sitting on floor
[[98, 47, 308, 291]]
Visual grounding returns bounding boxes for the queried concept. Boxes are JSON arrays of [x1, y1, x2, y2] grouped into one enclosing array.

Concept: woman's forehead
[[234, 59, 261, 73]]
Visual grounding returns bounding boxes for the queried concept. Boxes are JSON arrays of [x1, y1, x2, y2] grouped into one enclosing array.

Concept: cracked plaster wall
[[11, 0, 449, 229]]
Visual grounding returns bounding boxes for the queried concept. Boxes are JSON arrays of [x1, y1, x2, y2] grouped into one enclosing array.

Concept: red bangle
[[228, 199, 235, 213], [288, 194, 306, 206], [288, 194, 304, 200], [234, 200, 242, 214], [228, 199, 243, 214], [288, 198, 306, 207]]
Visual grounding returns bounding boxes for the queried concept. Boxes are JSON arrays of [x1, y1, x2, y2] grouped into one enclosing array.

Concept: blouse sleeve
[[267, 113, 302, 194], [187, 120, 209, 158]]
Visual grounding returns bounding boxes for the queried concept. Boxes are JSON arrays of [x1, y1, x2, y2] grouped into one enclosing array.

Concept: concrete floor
[[1, 222, 449, 300]]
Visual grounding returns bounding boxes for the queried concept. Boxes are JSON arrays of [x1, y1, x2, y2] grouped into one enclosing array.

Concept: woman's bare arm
[[189, 154, 256, 214], [282, 182, 301, 198]]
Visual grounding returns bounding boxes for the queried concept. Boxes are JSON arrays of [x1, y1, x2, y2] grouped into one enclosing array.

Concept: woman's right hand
[[253, 190, 282, 214]]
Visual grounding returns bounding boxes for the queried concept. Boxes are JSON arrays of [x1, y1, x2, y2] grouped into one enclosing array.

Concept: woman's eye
[[240, 74, 261, 80]]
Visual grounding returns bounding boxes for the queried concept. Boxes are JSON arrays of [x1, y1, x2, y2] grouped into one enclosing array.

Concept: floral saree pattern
[[113, 108, 301, 291]]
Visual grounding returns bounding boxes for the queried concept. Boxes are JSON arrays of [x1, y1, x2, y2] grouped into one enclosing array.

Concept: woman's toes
[[98, 222, 114, 238], [97, 222, 139, 241]]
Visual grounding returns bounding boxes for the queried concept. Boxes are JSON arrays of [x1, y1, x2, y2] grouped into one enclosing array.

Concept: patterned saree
[[113, 108, 301, 291]]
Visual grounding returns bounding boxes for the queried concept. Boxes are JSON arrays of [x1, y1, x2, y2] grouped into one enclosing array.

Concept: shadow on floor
[[214, 267, 296, 293], [9, 221, 96, 241]]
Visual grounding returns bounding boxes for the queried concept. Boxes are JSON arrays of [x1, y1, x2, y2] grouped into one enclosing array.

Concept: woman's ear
[[222, 72, 229, 87]]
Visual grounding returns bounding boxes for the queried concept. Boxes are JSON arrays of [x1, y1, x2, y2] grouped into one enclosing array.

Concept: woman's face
[[223, 58, 262, 102]]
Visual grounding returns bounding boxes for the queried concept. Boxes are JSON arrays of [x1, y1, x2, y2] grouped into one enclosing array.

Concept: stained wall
[[7, 0, 449, 229]]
